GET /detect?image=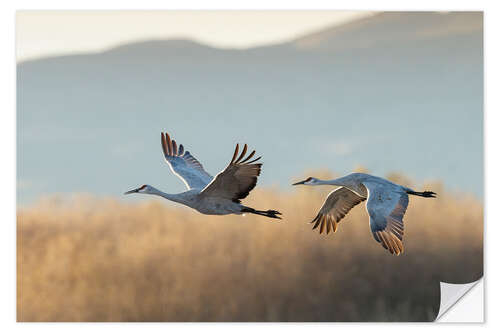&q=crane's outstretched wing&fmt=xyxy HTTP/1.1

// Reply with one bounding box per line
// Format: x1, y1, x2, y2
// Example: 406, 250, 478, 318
364, 182, 408, 256
199, 143, 262, 203
311, 187, 366, 234
161, 132, 213, 190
